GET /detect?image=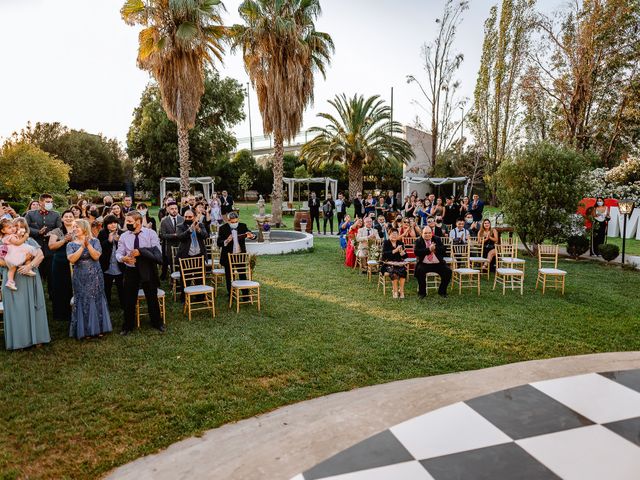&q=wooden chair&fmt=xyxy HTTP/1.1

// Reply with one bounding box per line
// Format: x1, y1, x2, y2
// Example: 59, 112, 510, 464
440, 236, 454, 266
136, 289, 167, 327
377, 270, 390, 295
500, 237, 526, 273
170, 245, 181, 301
179, 256, 216, 320
426, 272, 441, 295
469, 236, 490, 279
536, 244, 567, 295
451, 243, 481, 295
493, 244, 525, 295
0, 271, 3, 334
208, 249, 226, 294
228, 253, 261, 313
366, 239, 384, 282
